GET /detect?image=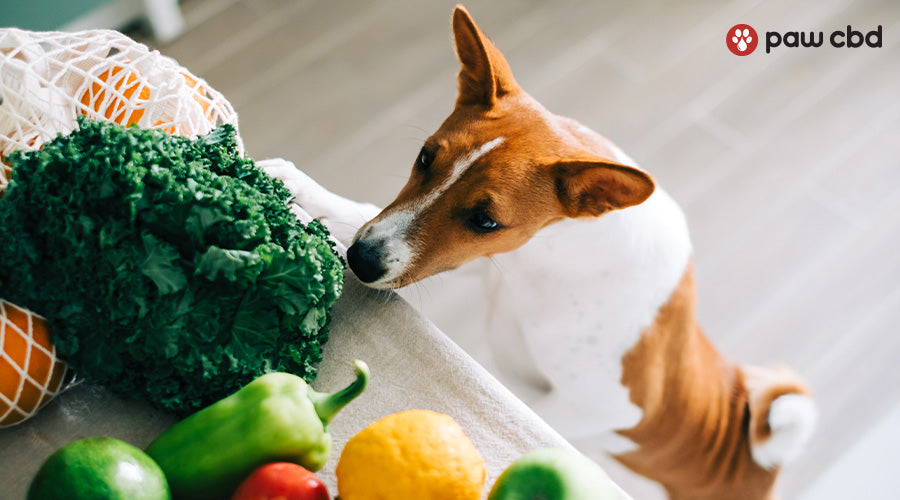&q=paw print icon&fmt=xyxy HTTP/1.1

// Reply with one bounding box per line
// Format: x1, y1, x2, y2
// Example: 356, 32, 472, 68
727, 24, 759, 55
